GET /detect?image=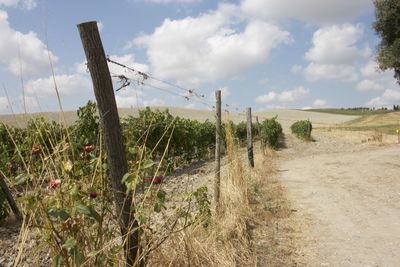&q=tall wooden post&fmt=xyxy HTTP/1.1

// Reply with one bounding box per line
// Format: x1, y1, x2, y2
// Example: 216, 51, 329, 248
0, 174, 22, 220
246, 108, 254, 168
214, 90, 221, 212
77, 21, 141, 267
